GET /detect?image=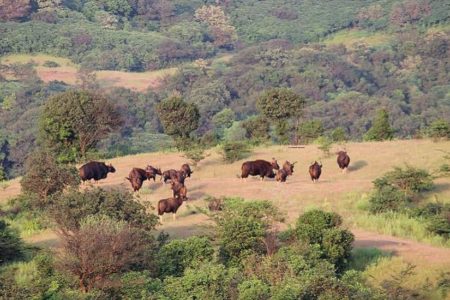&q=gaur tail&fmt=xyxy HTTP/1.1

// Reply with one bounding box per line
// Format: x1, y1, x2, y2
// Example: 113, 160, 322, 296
125, 177, 131, 182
